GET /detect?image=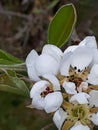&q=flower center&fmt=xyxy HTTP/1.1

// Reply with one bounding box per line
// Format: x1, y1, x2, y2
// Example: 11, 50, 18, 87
40, 86, 53, 97
69, 76, 83, 87
67, 104, 90, 124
